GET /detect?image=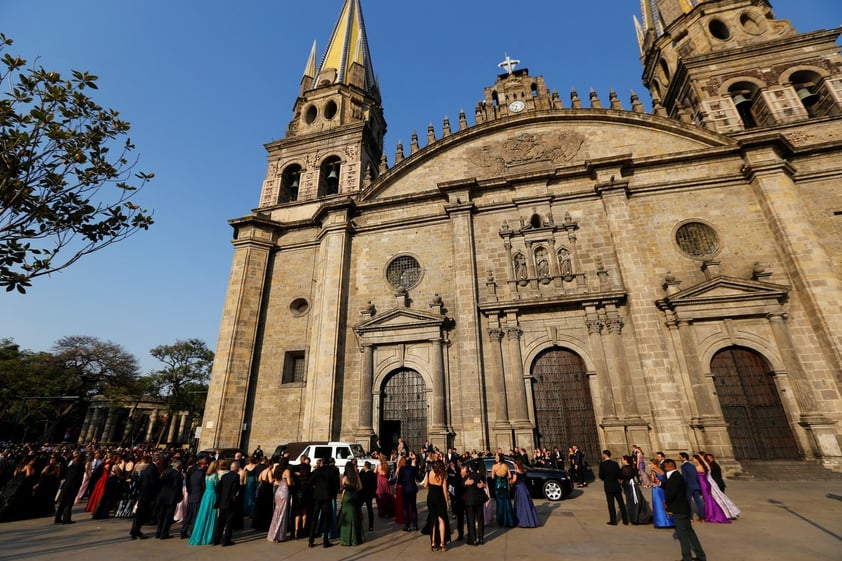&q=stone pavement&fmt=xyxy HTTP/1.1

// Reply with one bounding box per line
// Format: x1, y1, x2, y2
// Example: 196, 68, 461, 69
1, 478, 840, 561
